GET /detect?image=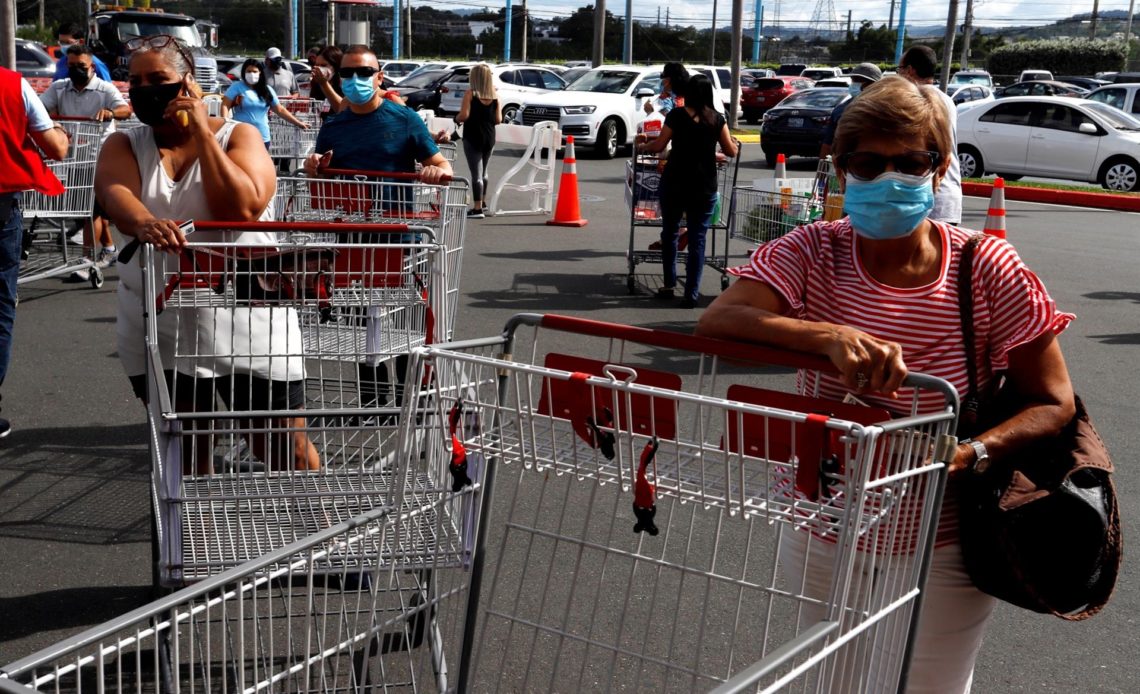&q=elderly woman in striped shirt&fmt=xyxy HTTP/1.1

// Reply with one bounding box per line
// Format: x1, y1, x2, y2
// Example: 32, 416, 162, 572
697, 76, 1075, 692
